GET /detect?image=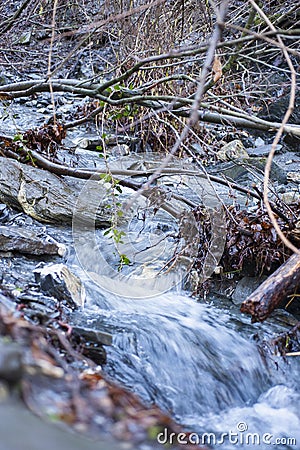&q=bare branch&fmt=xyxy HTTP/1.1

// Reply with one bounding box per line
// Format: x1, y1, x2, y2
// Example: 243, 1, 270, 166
1, 78, 300, 137
248, 0, 300, 255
